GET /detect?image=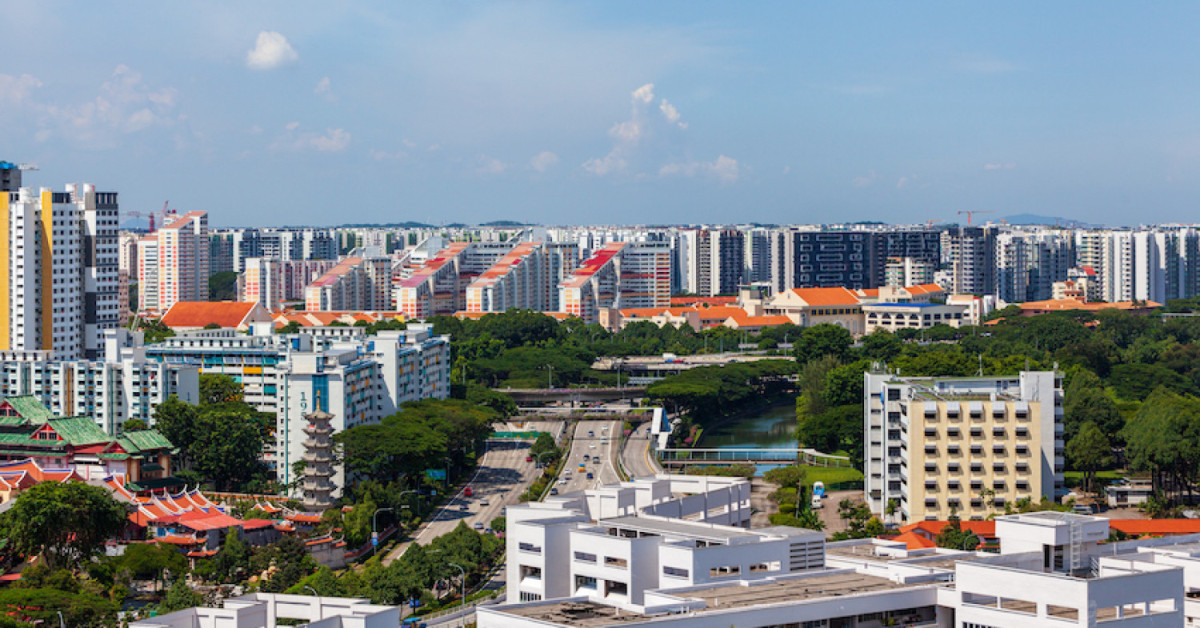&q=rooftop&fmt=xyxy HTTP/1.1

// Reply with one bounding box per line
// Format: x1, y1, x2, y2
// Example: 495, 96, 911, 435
596, 515, 760, 543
